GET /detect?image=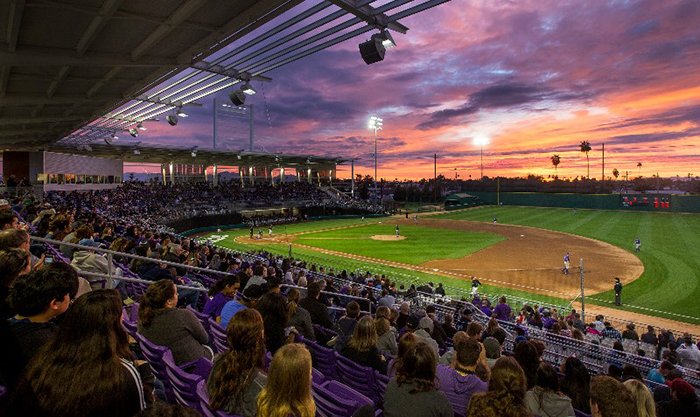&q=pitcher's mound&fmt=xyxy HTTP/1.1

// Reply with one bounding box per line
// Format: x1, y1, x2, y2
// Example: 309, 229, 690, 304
371, 235, 406, 241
